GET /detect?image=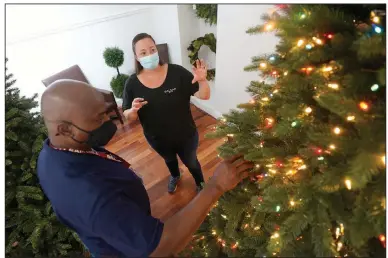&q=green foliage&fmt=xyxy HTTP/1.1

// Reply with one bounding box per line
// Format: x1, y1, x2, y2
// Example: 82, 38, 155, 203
194, 4, 218, 25
103, 46, 128, 95
184, 4, 386, 258
187, 33, 217, 81
5, 58, 84, 257
110, 73, 129, 98
103, 46, 124, 70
